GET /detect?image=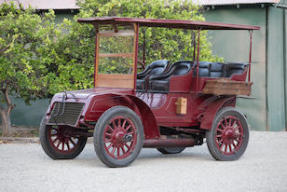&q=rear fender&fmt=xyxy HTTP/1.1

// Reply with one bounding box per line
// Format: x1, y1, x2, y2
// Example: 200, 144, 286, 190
200, 96, 236, 130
